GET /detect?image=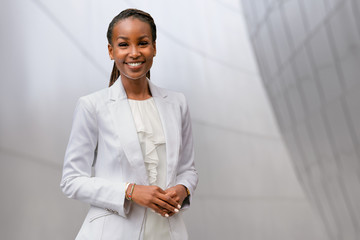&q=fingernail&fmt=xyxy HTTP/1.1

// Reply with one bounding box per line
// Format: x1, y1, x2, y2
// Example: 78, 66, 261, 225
157, 213, 162, 216
177, 204, 181, 209
174, 208, 179, 213
151, 209, 155, 213
165, 213, 169, 217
